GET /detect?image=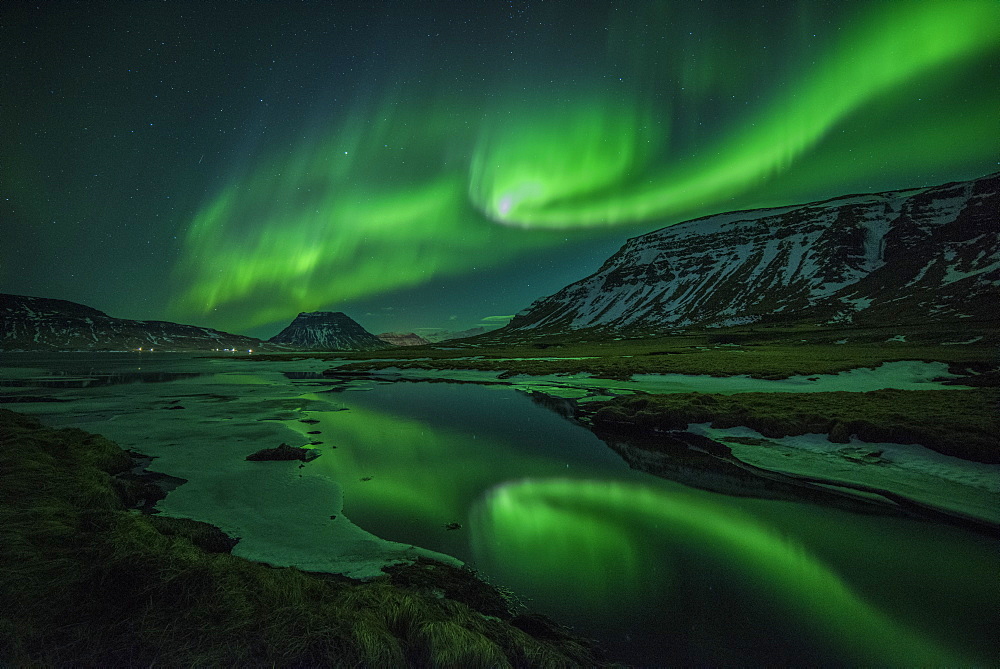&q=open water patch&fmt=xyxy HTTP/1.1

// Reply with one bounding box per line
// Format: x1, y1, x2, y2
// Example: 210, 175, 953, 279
2, 354, 997, 665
